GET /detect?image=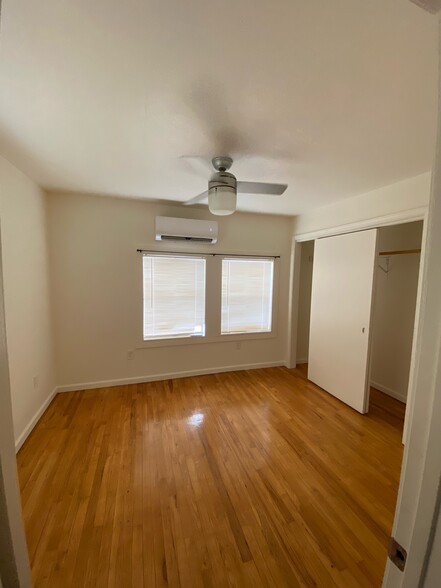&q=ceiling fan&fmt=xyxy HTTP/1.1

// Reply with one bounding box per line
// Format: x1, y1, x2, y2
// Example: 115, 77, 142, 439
184, 156, 288, 216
